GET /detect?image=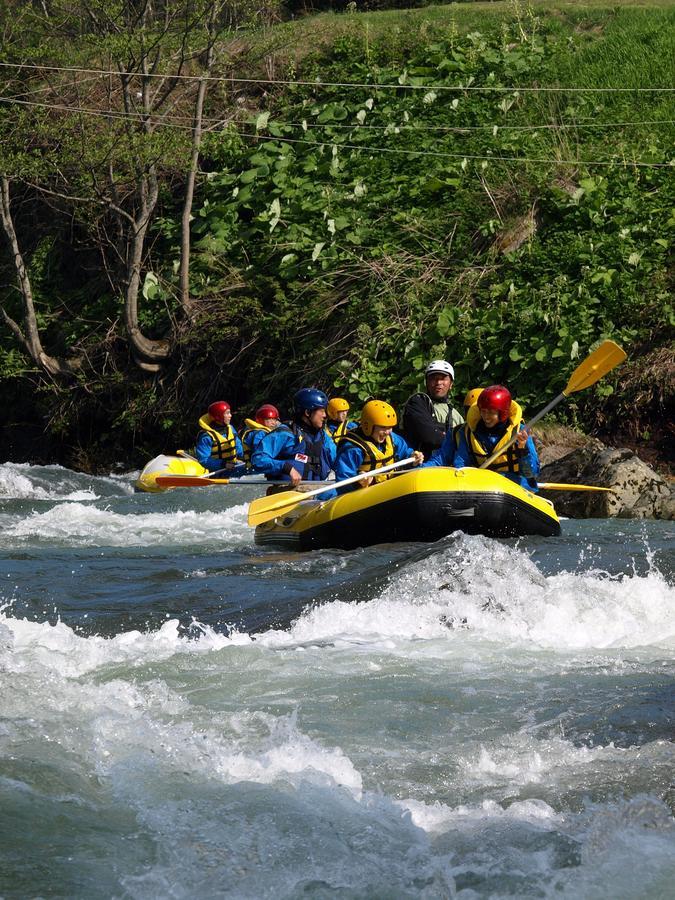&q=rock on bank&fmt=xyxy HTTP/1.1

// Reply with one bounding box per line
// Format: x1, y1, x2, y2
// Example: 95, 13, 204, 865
539, 438, 675, 520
